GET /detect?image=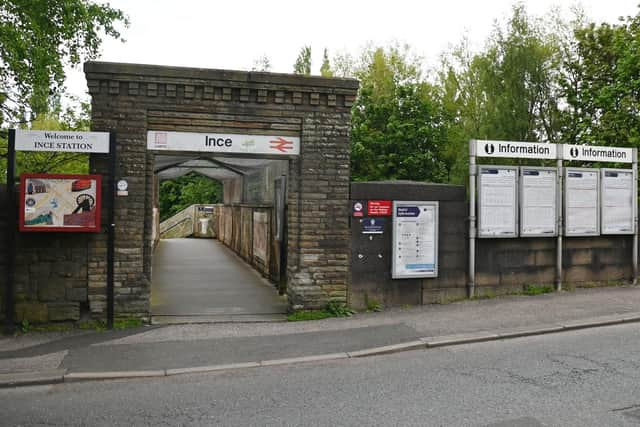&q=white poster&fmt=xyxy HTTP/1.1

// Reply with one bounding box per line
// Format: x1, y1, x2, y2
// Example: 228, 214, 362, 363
147, 130, 300, 155
478, 166, 518, 238
601, 169, 634, 234
565, 168, 599, 236
520, 168, 557, 237
392, 202, 438, 279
